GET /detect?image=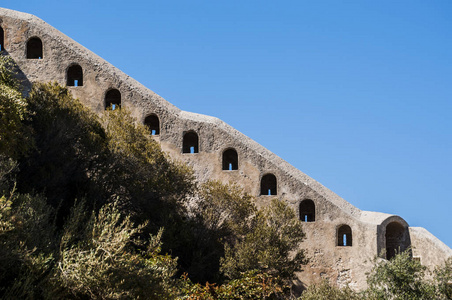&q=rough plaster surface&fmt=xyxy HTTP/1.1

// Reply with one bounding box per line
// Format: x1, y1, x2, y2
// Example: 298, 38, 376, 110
0, 7, 450, 290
